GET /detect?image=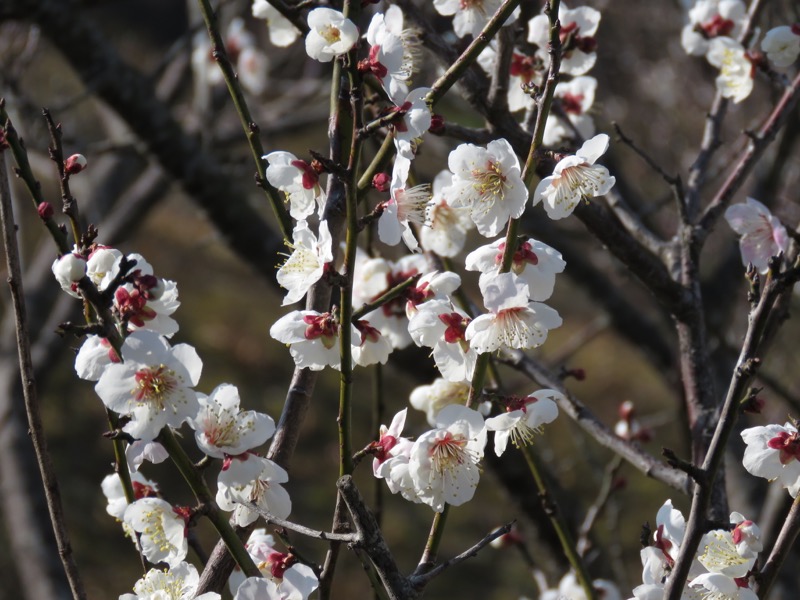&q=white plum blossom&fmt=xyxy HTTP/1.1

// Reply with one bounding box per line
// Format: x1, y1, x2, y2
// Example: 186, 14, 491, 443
252, 0, 301, 47
730, 513, 763, 558
52, 249, 86, 298
123, 497, 188, 568
277, 220, 333, 305
102, 471, 159, 521
465, 272, 562, 353
485, 389, 561, 456
528, 5, 600, 76
681, 0, 747, 57
378, 155, 431, 251
114, 254, 180, 337
724, 198, 789, 273
95, 331, 202, 442
706, 37, 754, 103
371, 408, 408, 476
420, 170, 475, 257
533, 133, 616, 220
407, 299, 477, 382
75, 335, 119, 381
237, 46, 269, 96
188, 384, 275, 458
761, 25, 800, 68
86, 245, 122, 290
654, 499, 686, 565
404, 270, 462, 318
391, 87, 432, 159
477, 44, 543, 113
409, 404, 487, 512
542, 76, 597, 147
305, 8, 358, 62
434, 0, 519, 39
352, 319, 393, 367
697, 528, 756, 577
352, 253, 429, 350
270, 310, 357, 371
264, 151, 325, 220
228, 529, 319, 599
544, 572, 622, 600
689, 573, 758, 600
444, 138, 527, 237
126, 440, 169, 472
409, 378, 471, 426
364, 7, 419, 102
120, 561, 220, 600
217, 453, 292, 526
741, 422, 800, 497
465, 237, 566, 302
